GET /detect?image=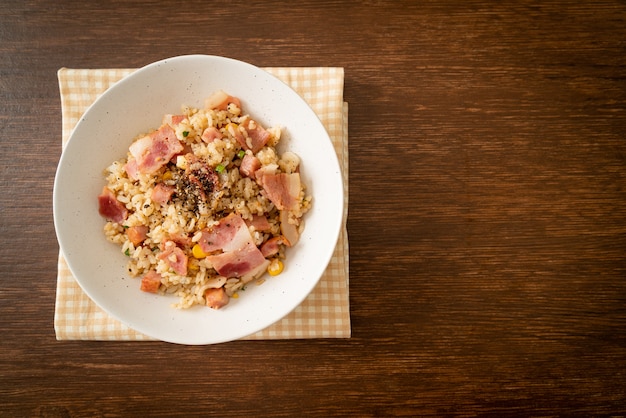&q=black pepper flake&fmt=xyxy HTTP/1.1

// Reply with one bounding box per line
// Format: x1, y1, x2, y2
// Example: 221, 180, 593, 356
173, 159, 219, 214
